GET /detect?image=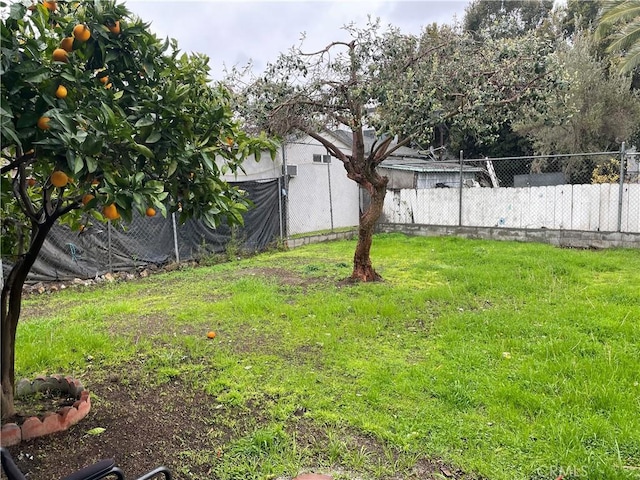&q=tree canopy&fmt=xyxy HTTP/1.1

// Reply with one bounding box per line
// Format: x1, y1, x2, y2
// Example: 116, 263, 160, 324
1, 0, 275, 420
596, 0, 640, 73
